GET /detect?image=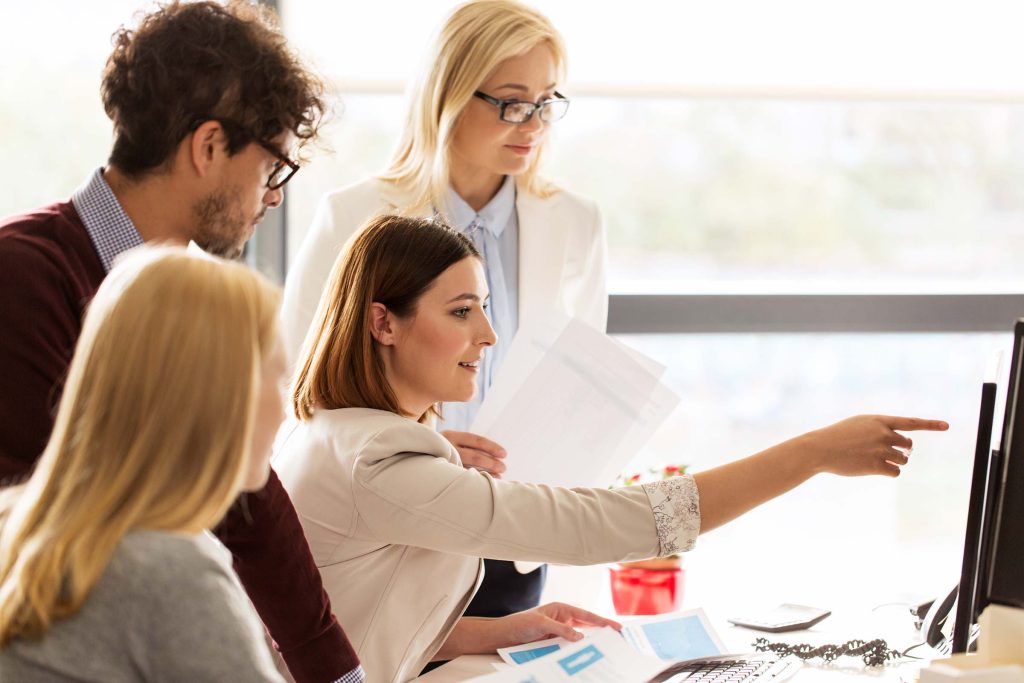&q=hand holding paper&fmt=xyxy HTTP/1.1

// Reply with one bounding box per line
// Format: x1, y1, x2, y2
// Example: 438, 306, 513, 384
442, 429, 508, 478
